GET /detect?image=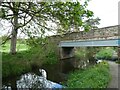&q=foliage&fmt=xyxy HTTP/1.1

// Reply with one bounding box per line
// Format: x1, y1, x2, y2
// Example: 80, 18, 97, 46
116, 60, 120, 64
0, 1, 100, 53
26, 37, 59, 65
66, 61, 111, 88
84, 17, 100, 29
1, 1, 99, 33
2, 51, 32, 78
2, 41, 58, 78
26, 37, 46, 47
75, 48, 87, 59
96, 47, 115, 60
75, 47, 98, 65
